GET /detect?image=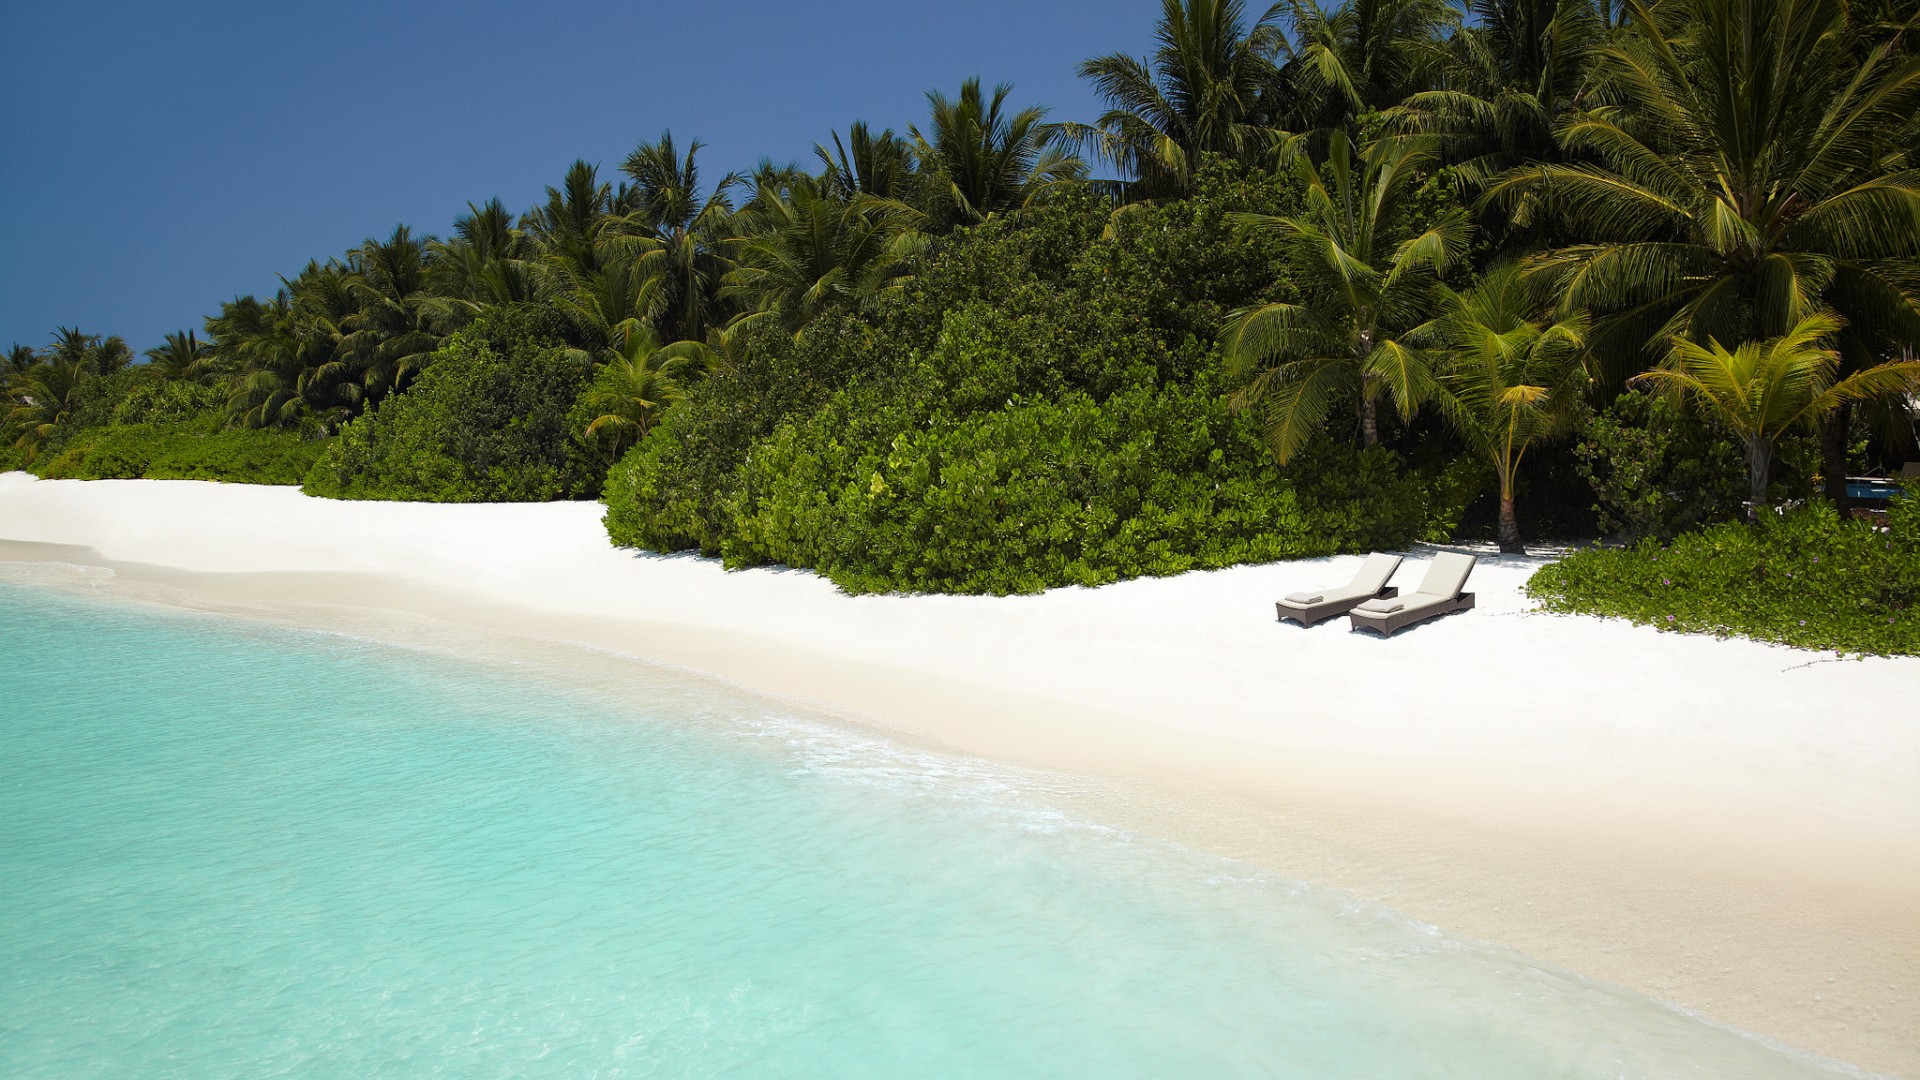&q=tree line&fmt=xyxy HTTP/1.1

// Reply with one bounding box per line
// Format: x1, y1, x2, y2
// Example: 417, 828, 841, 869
7, 0, 1920, 555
